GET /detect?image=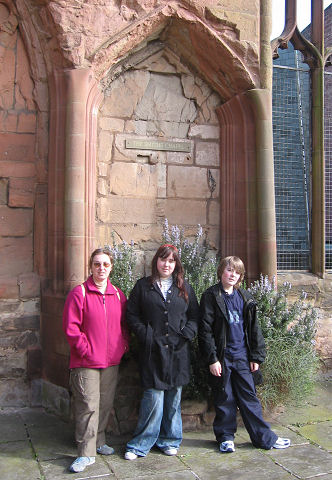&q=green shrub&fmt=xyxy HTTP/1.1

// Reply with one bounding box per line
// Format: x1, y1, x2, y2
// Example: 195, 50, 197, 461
248, 275, 318, 408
